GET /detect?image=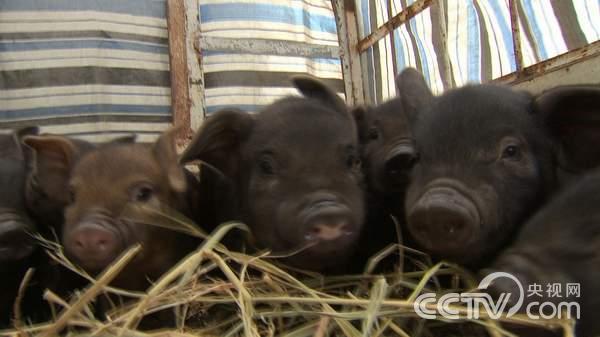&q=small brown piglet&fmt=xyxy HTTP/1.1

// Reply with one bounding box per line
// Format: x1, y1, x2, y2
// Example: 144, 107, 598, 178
23, 129, 200, 291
